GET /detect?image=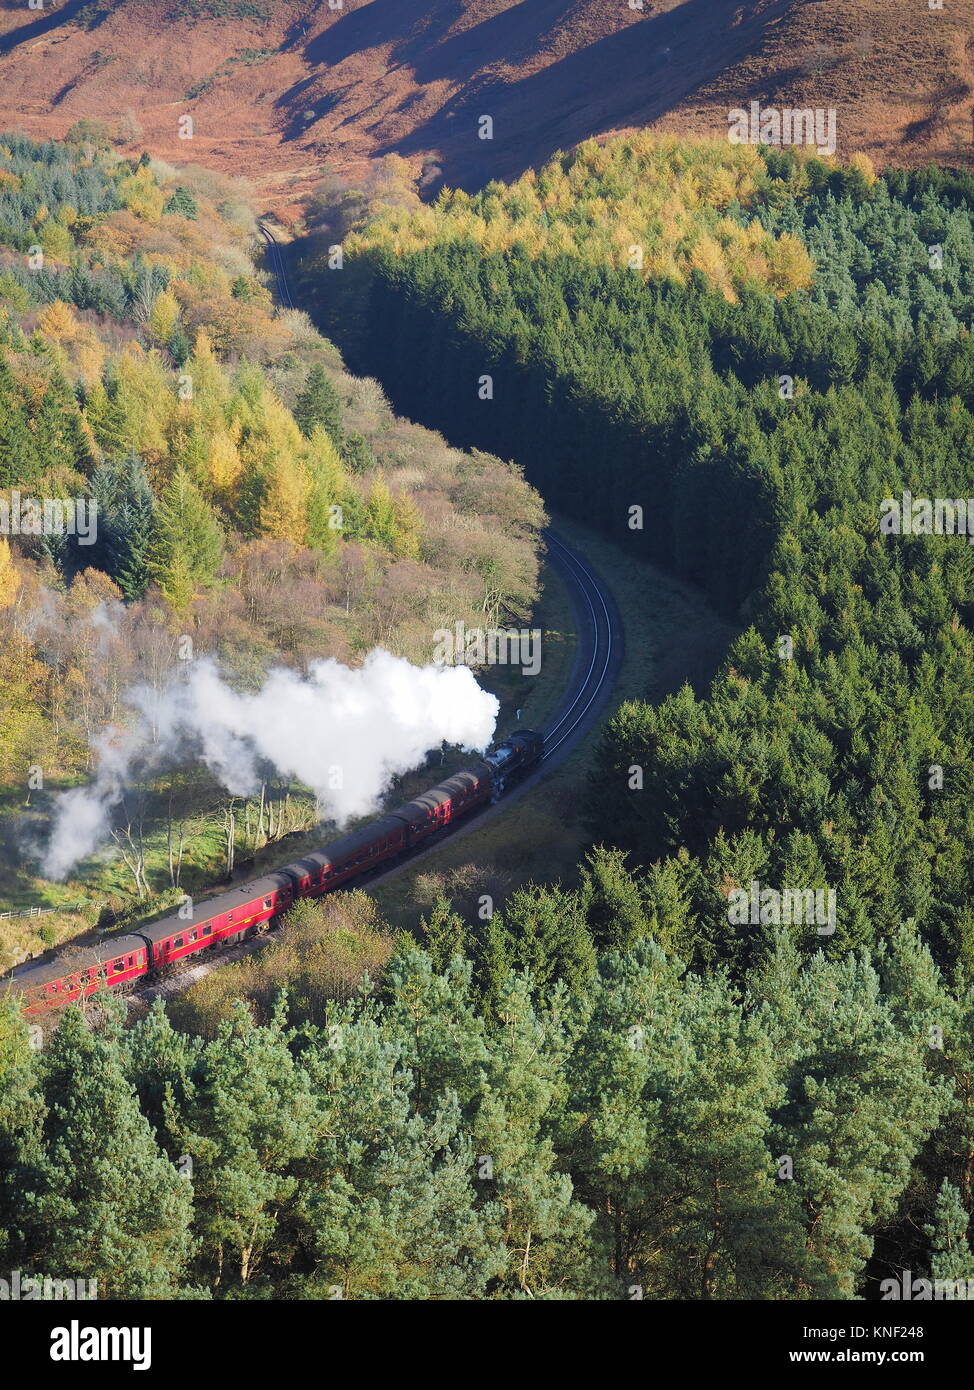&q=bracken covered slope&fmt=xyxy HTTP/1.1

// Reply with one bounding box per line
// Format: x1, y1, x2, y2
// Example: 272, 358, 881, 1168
0, 0, 971, 209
